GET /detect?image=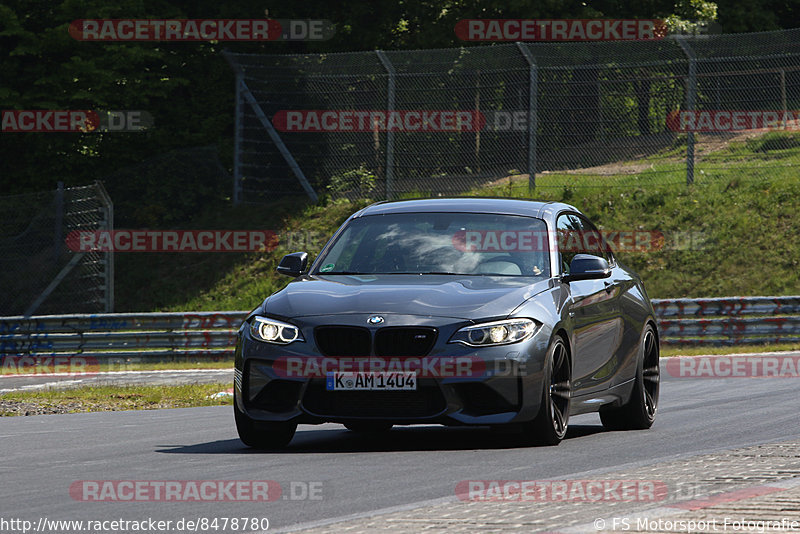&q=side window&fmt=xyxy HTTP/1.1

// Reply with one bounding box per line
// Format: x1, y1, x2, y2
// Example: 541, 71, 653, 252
575, 215, 614, 265
556, 214, 581, 274
556, 213, 614, 275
